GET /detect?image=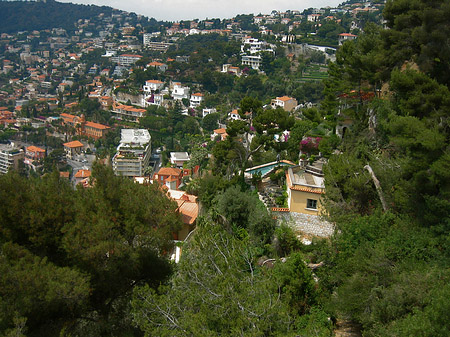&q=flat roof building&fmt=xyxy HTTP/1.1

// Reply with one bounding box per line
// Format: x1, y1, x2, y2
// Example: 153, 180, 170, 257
0, 144, 24, 175
112, 129, 152, 177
